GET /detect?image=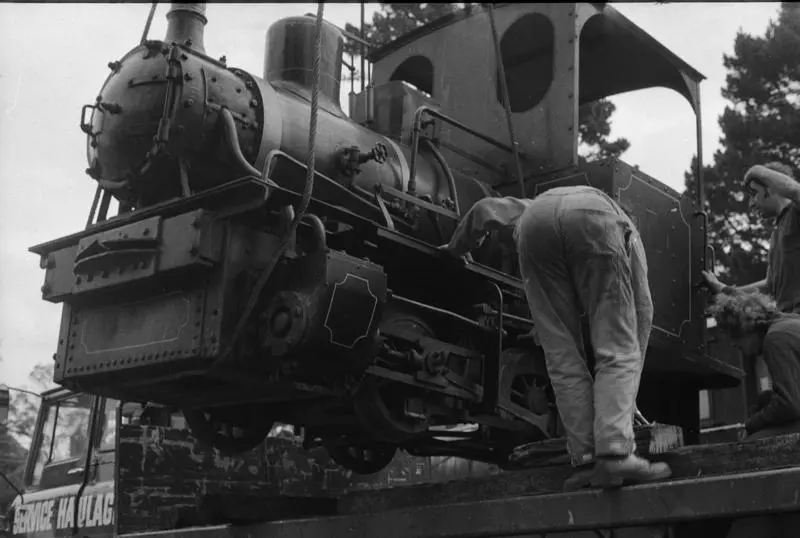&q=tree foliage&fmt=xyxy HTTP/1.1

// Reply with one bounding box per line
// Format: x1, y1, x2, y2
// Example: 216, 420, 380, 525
0, 358, 48, 512
343, 3, 629, 162
684, 3, 799, 284
5, 362, 55, 442
577, 100, 631, 162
